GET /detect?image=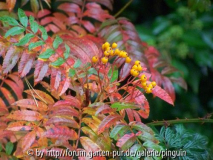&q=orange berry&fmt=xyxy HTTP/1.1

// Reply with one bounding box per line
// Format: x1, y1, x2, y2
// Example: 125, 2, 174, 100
145, 87, 152, 94
112, 42, 117, 49
104, 42, 110, 48
148, 83, 153, 89
119, 51, 124, 57
132, 70, 139, 77
104, 51, 110, 56
114, 49, 120, 55
151, 81, 157, 87
135, 60, 141, 65
130, 69, 135, 75
92, 56, 98, 63
110, 50, 115, 56
101, 57, 108, 64
122, 51, 128, 58
137, 65, 143, 71
125, 57, 131, 63
140, 74, 147, 82
132, 65, 138, 70
141, 81, 147, 87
